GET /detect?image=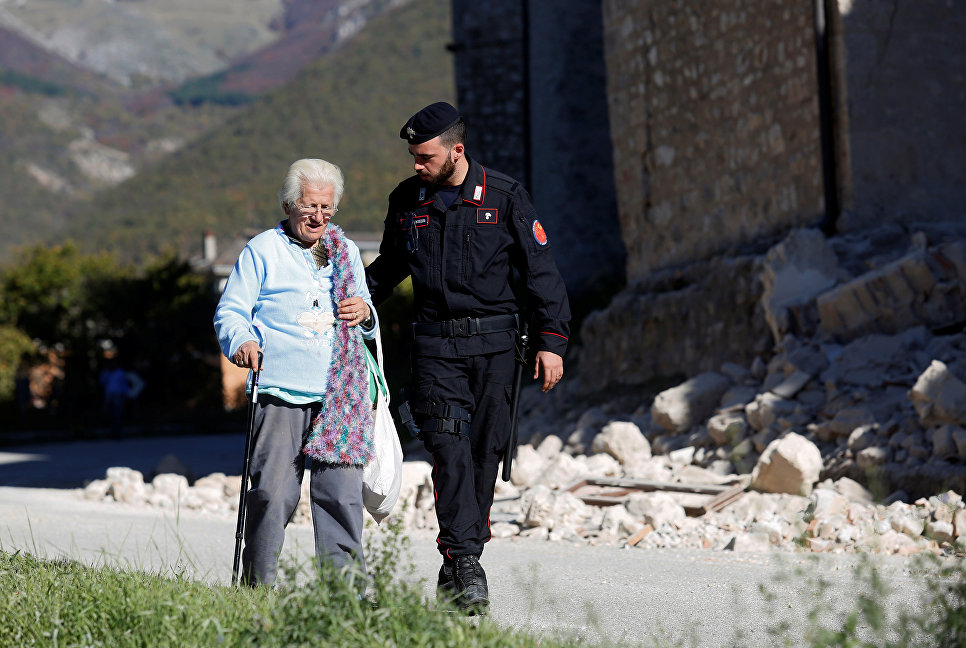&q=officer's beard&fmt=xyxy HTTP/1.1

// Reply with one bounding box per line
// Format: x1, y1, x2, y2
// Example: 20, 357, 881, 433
428, 155, 457, 186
